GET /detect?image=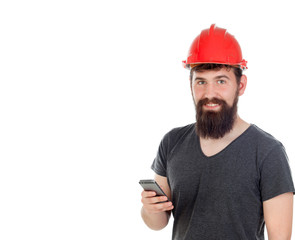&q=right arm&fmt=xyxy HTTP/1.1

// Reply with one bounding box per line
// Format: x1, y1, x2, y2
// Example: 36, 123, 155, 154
141, 174, 174, 230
